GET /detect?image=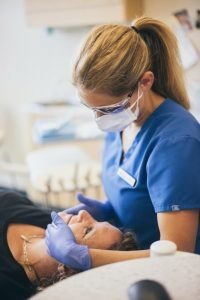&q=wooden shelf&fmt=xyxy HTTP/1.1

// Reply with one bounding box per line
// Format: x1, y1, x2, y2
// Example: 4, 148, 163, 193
24, 0, 143, 27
